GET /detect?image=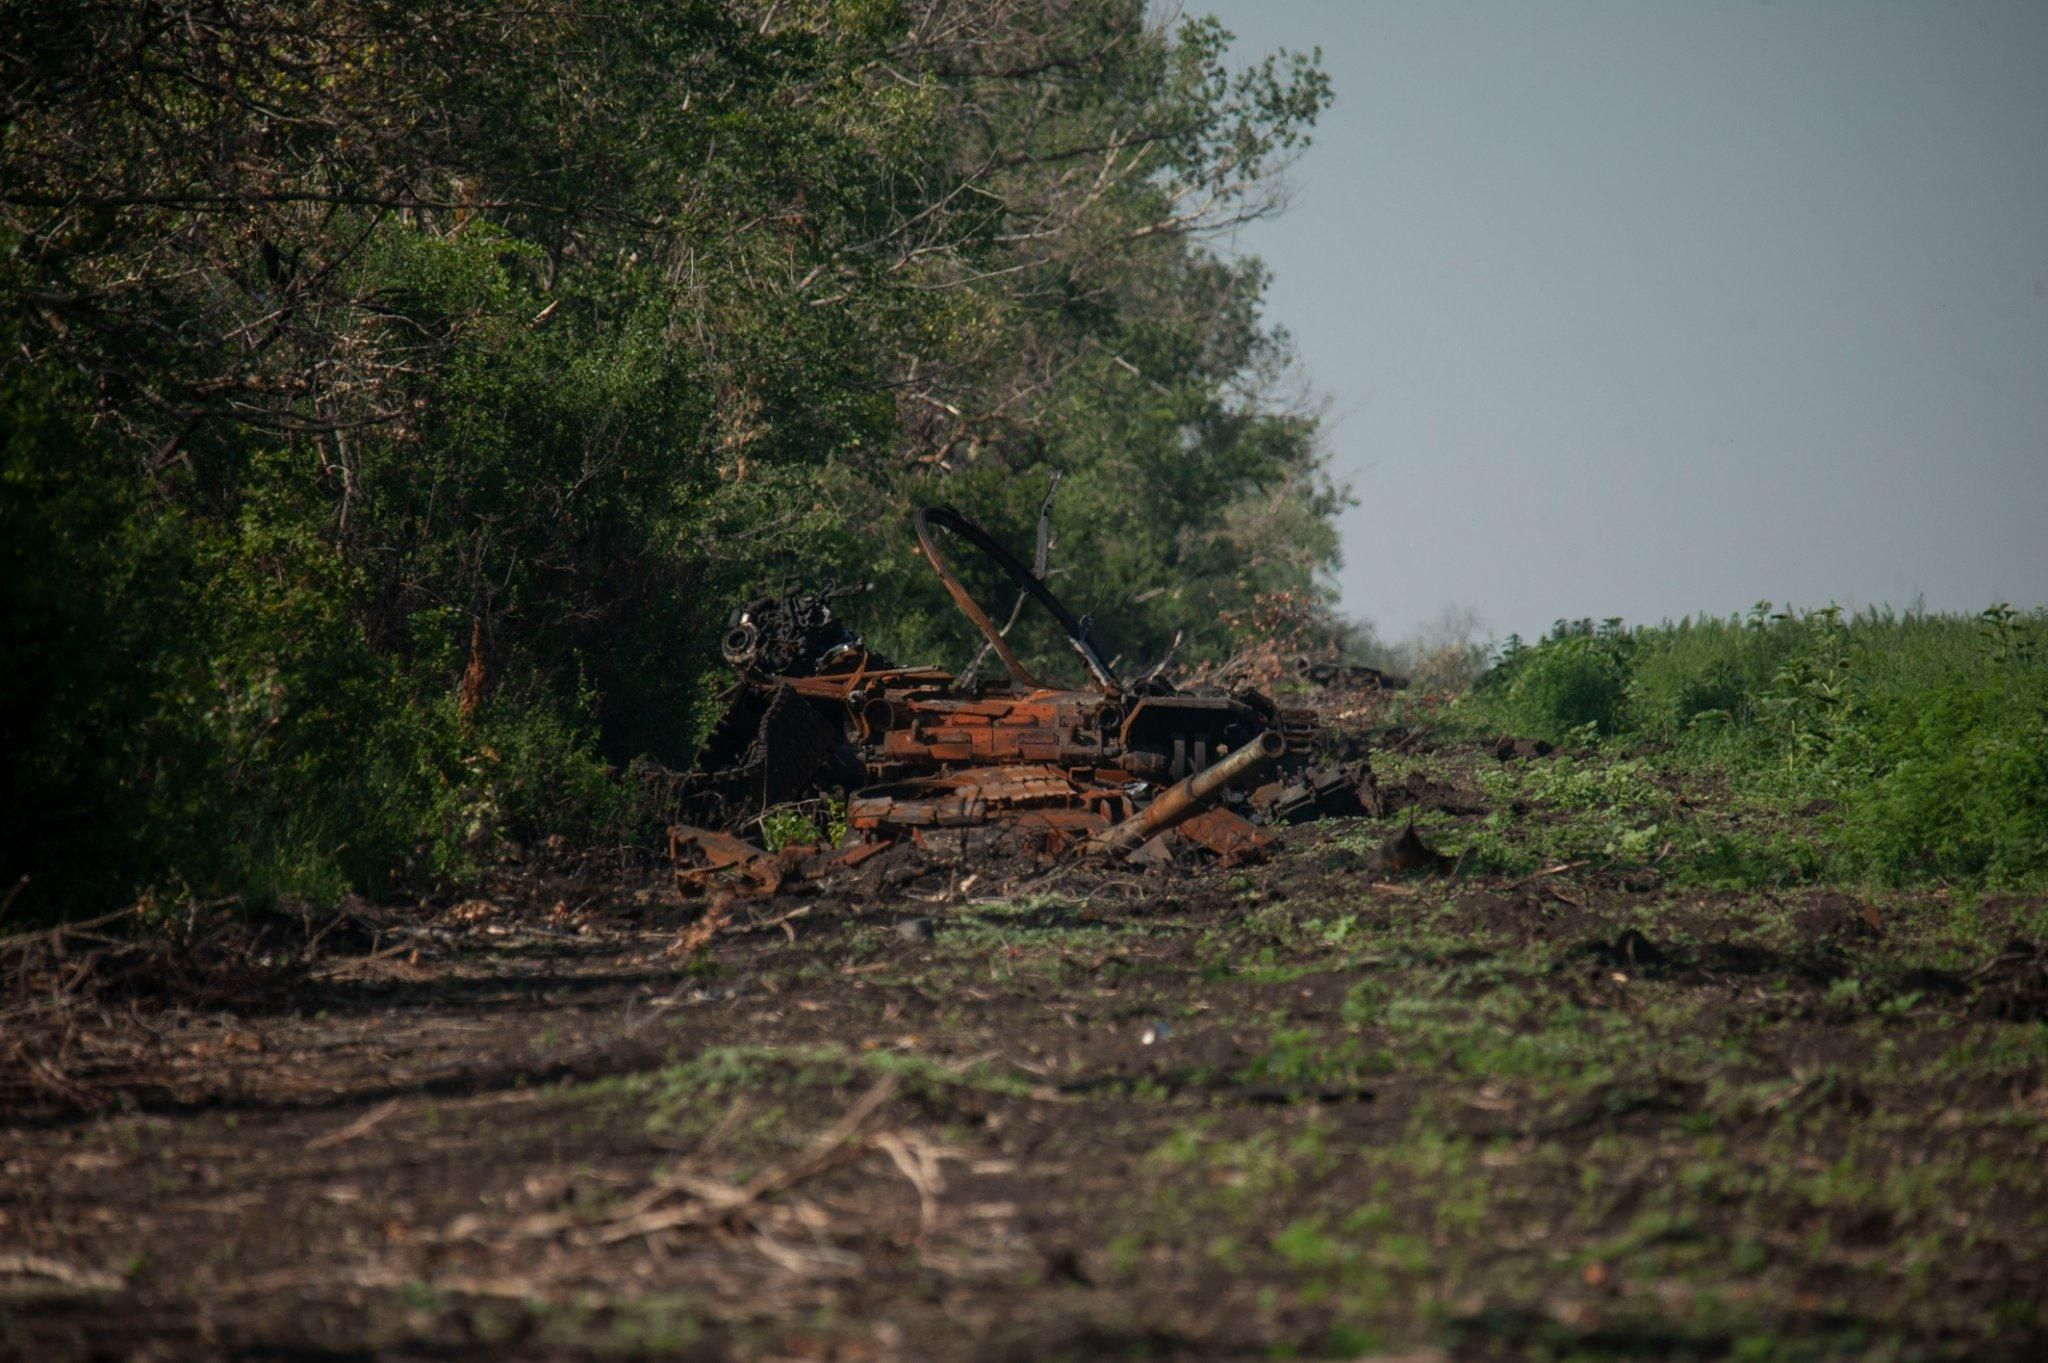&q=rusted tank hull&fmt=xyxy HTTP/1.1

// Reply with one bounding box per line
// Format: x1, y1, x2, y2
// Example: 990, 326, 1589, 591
667, 504, 1379, 888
